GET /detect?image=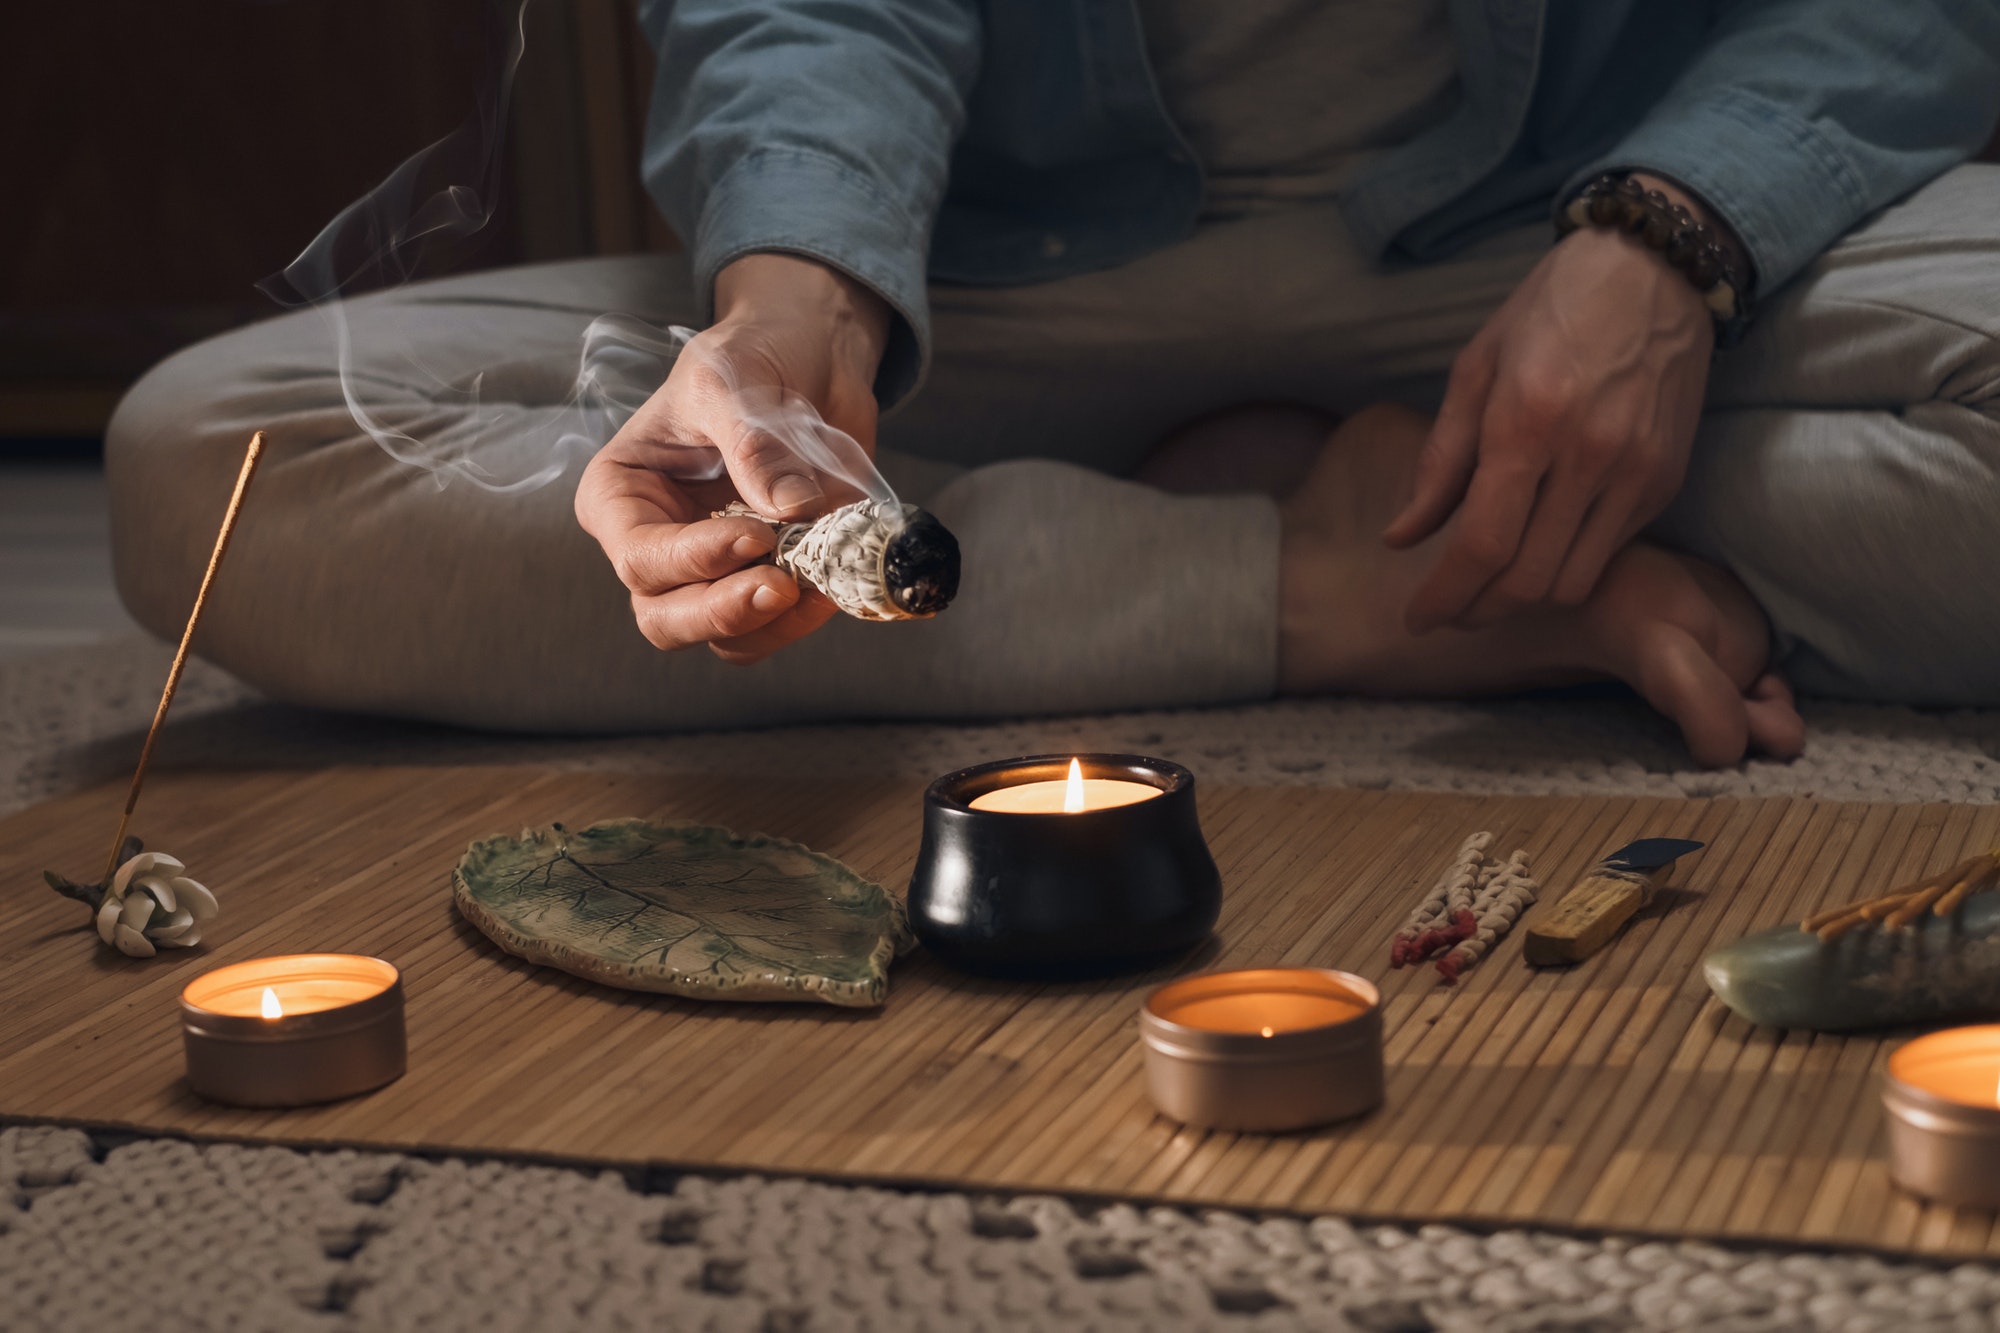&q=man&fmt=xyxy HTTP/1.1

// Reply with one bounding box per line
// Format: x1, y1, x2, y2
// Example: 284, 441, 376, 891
110, 2, 2000, 765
